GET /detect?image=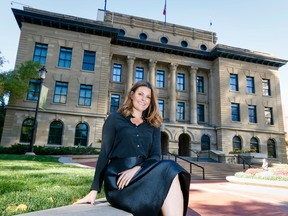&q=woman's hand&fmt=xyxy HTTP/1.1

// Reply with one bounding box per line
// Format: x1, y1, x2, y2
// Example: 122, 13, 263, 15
73, 190, 98, 205
117, 166, 141, 190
